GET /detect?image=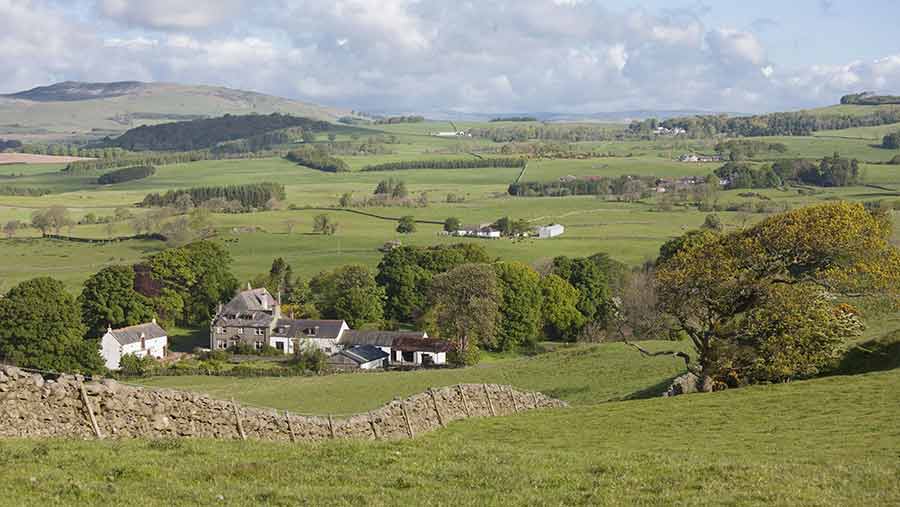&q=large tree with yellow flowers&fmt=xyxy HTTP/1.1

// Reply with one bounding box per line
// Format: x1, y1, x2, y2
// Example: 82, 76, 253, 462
656, 202, 900, 389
